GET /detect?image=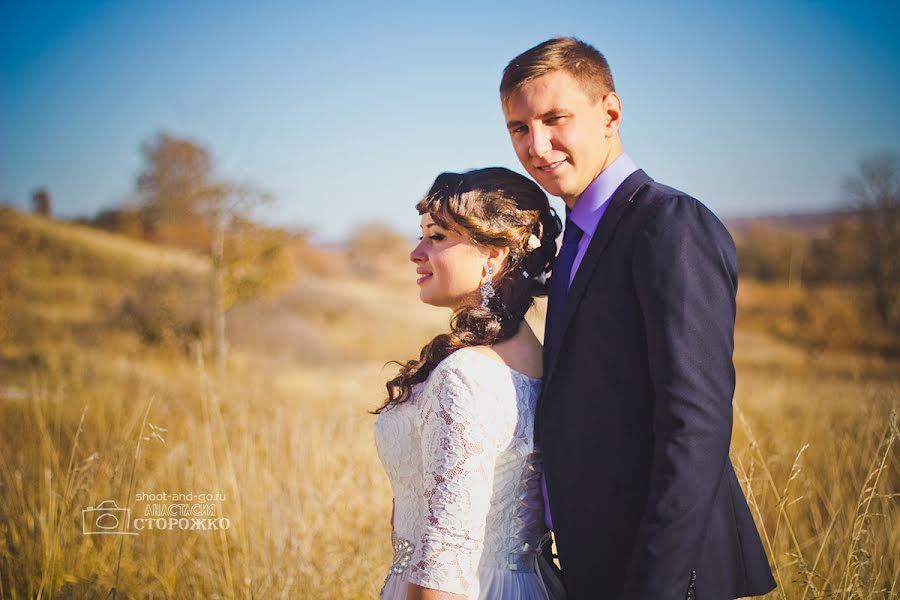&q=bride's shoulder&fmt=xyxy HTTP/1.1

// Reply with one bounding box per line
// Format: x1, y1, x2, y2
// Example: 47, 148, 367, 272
432, 346, 502, 377
414, 351, 486, 415
462, 345, 501, 362
427, 347, 484, 381
429, 346, 541, 390
421, 348, 504, 397
465, 341, 543, 382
